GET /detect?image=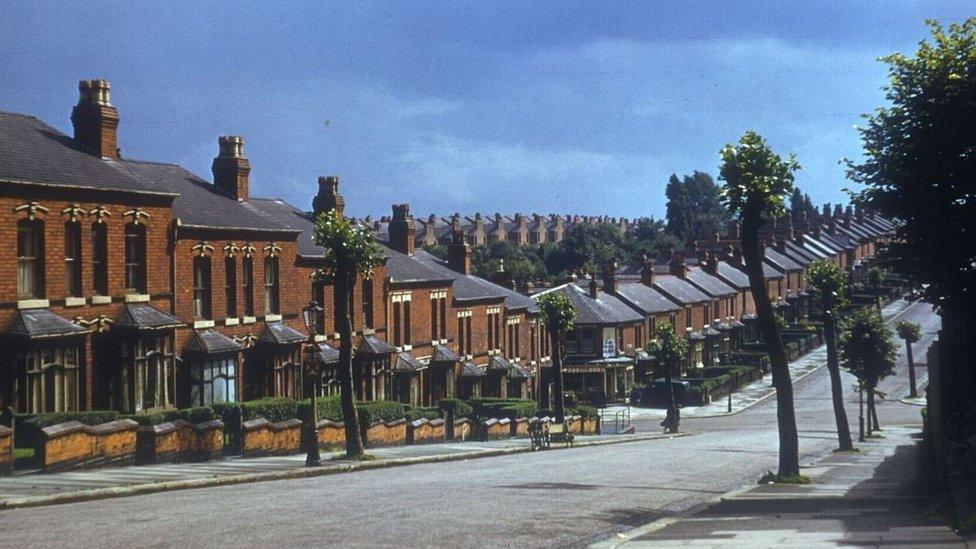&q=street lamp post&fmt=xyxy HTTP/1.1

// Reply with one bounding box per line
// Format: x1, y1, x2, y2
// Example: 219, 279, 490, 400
302, 300, 324, 467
